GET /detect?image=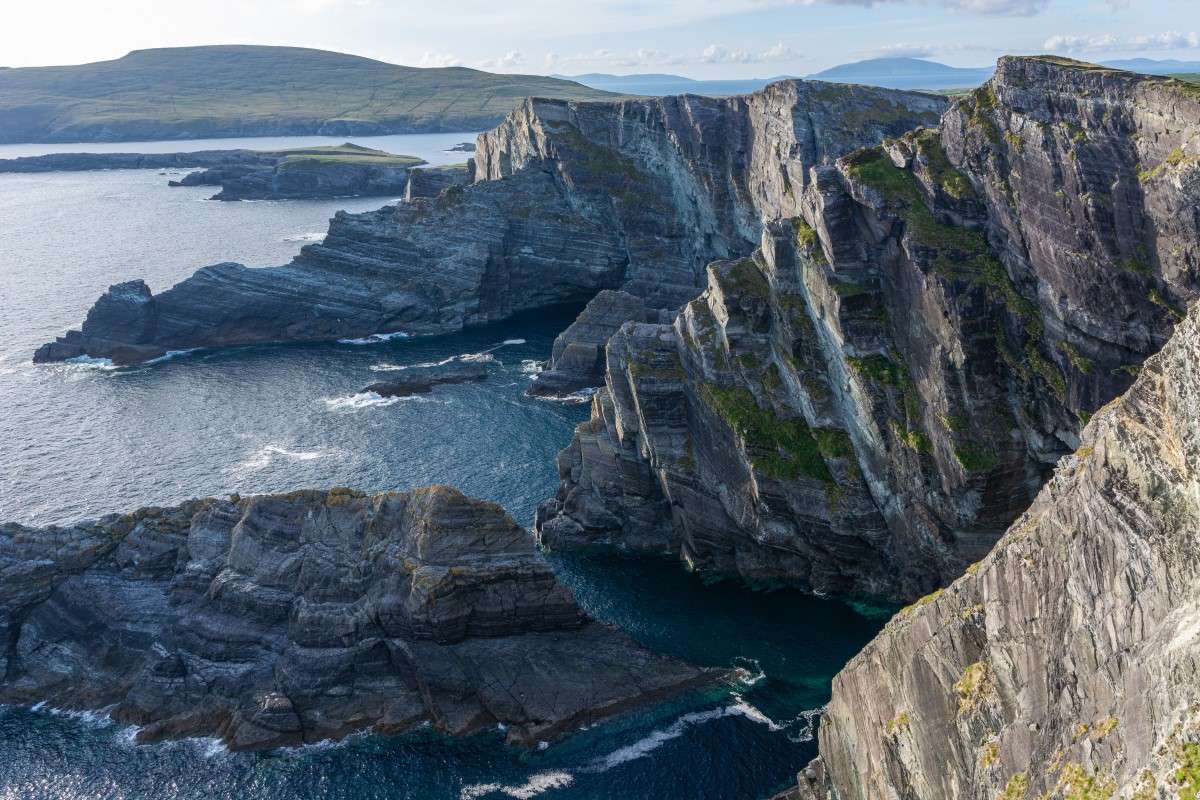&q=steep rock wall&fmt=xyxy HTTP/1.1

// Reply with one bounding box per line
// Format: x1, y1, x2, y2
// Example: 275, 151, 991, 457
33, 82, 943, 366
785, 298, 1200, 800
537, 58, 1200, 602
